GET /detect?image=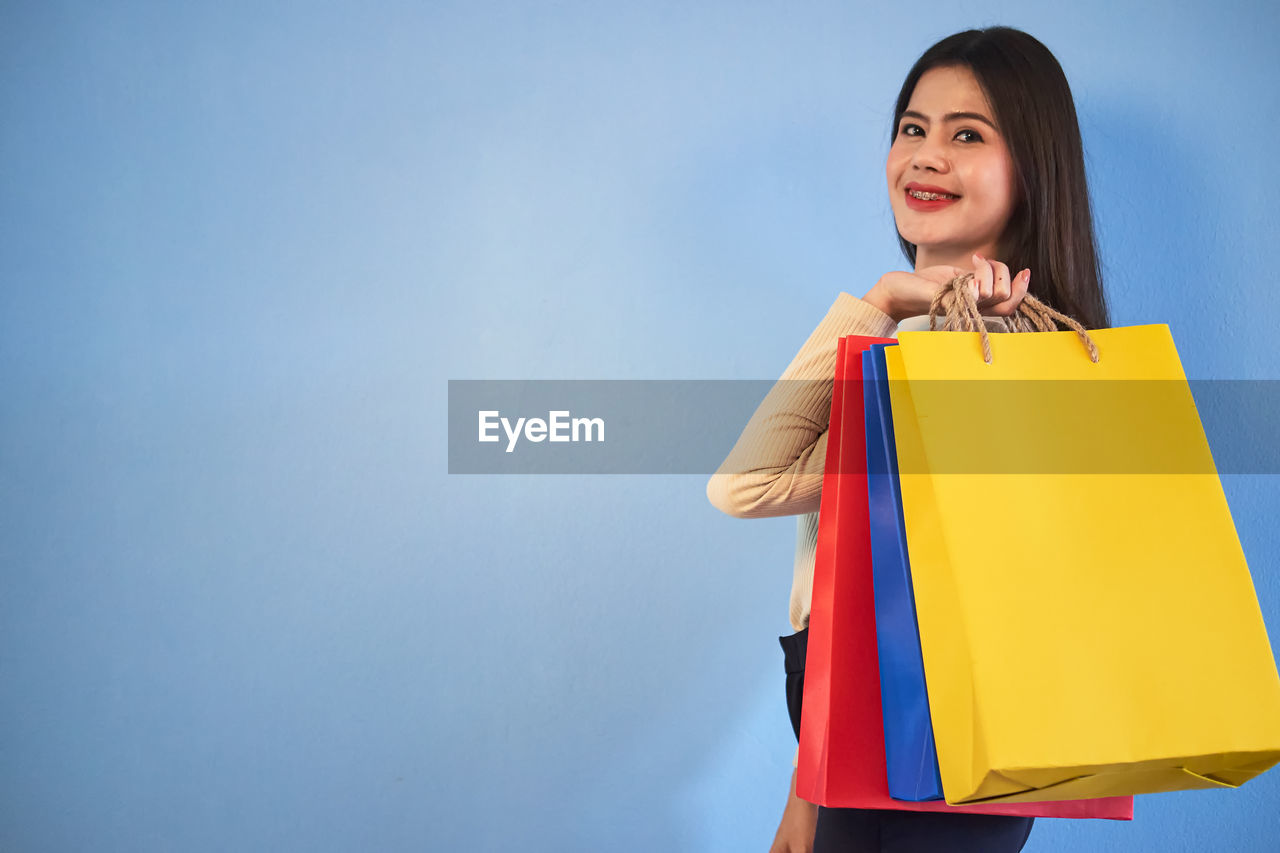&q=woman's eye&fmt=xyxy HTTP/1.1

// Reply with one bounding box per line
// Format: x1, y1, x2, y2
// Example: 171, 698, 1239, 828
899, 123, 924, 137
955, 129, 984, 143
